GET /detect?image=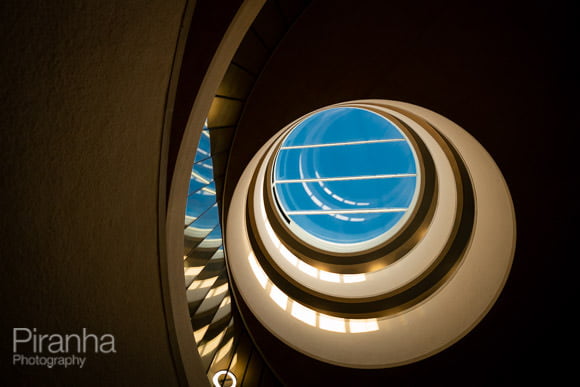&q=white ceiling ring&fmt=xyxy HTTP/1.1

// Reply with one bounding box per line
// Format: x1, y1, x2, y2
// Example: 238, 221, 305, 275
250, 105, 459, 300
226, 100, 516, 368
